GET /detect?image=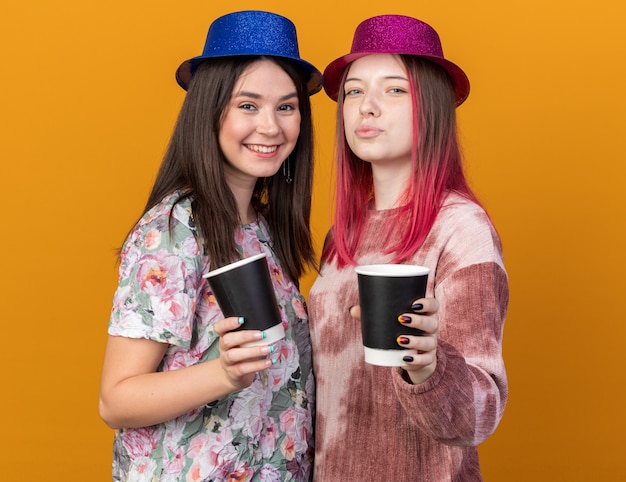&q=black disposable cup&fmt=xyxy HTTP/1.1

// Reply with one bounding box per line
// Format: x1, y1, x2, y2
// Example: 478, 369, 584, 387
355, 264, 430, 366
203, 253, 284, 346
